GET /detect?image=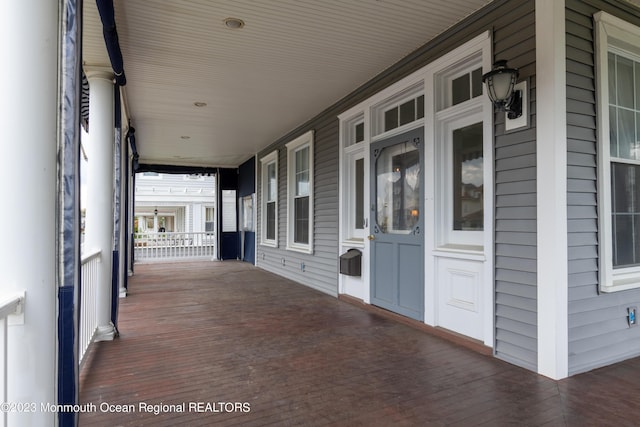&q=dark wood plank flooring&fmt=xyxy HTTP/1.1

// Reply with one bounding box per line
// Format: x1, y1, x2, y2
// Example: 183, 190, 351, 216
79, 261, 640, 426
